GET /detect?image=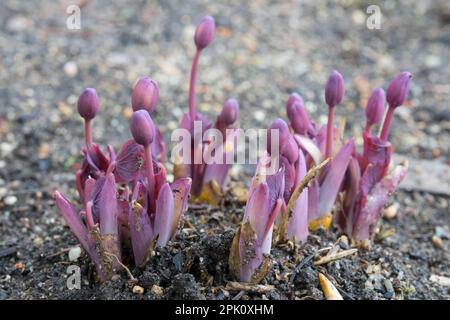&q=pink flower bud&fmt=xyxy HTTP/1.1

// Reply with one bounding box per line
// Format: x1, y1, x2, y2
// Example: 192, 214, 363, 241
325, 70, 345, 108
267, 118, 289, 155
194, 16, 215, 50
365, 88, 386, 126
131, 77, 159, 113
130, 110, 154, 146
77, 88, 99, 120
386, 72, 412, 108
286, 93, 312, 135
286, 92, 304, 111
218, 98, 239, 127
